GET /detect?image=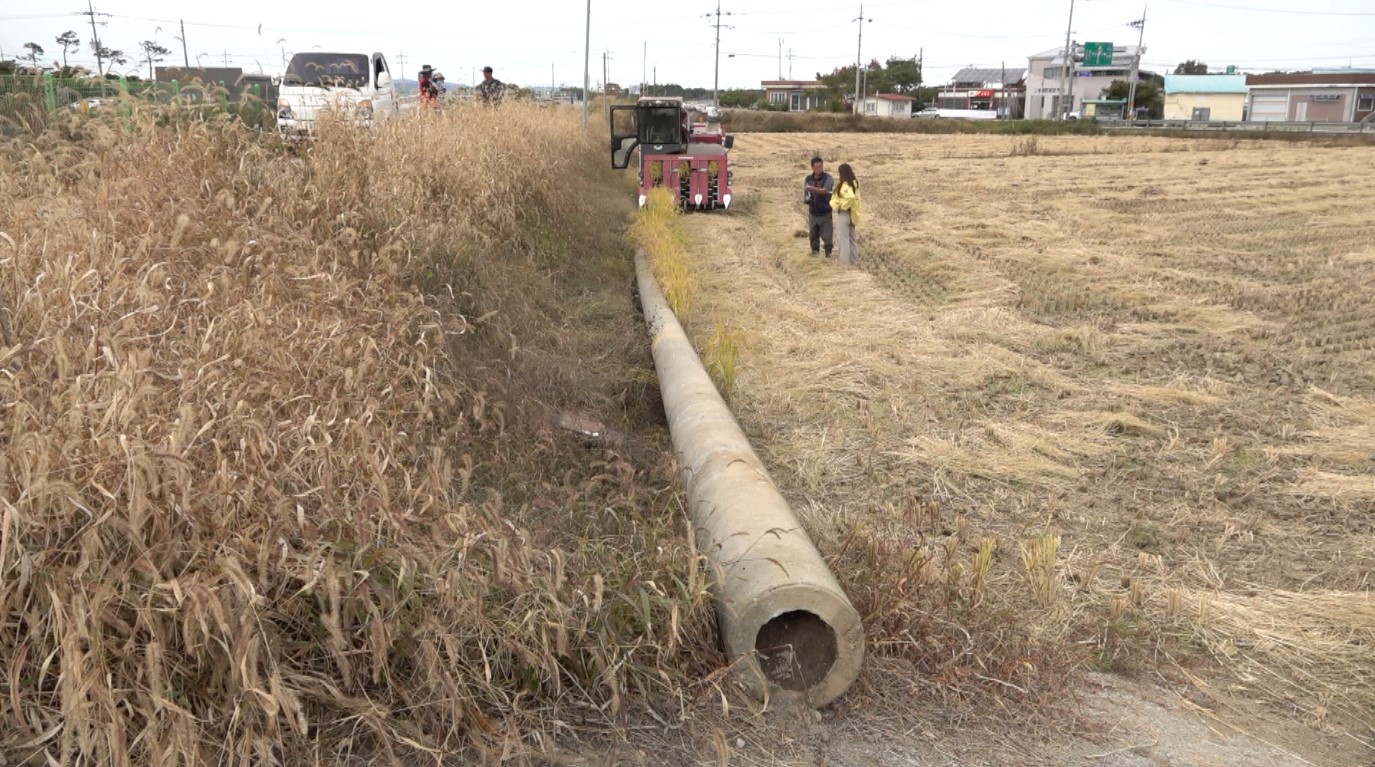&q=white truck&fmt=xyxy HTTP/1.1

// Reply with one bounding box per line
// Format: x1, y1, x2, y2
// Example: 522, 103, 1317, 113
915, 107, 999, 120
276, 52, 398, 137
